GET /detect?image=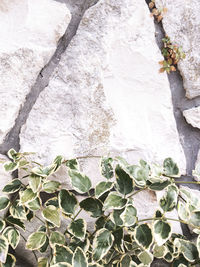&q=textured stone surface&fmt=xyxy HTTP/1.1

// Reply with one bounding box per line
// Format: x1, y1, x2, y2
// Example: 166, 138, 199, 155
183, 106, 200, 129
0, 0, 71, 143
20, 0, 186, 188
155, 0, 200, 99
